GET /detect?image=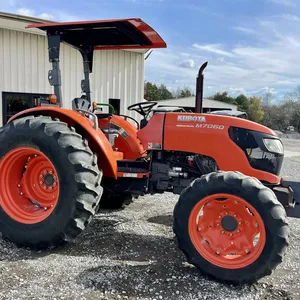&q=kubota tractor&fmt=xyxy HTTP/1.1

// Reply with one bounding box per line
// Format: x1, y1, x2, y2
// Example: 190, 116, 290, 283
0, 18, 298, 285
